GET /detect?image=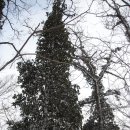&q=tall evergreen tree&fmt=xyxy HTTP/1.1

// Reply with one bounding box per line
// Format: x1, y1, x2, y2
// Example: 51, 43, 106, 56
8, 0, 82, 130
